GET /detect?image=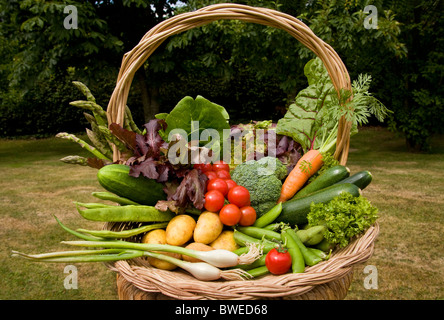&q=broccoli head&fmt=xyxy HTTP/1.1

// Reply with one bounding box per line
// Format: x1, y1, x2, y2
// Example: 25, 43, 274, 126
231, 157, 286, 217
